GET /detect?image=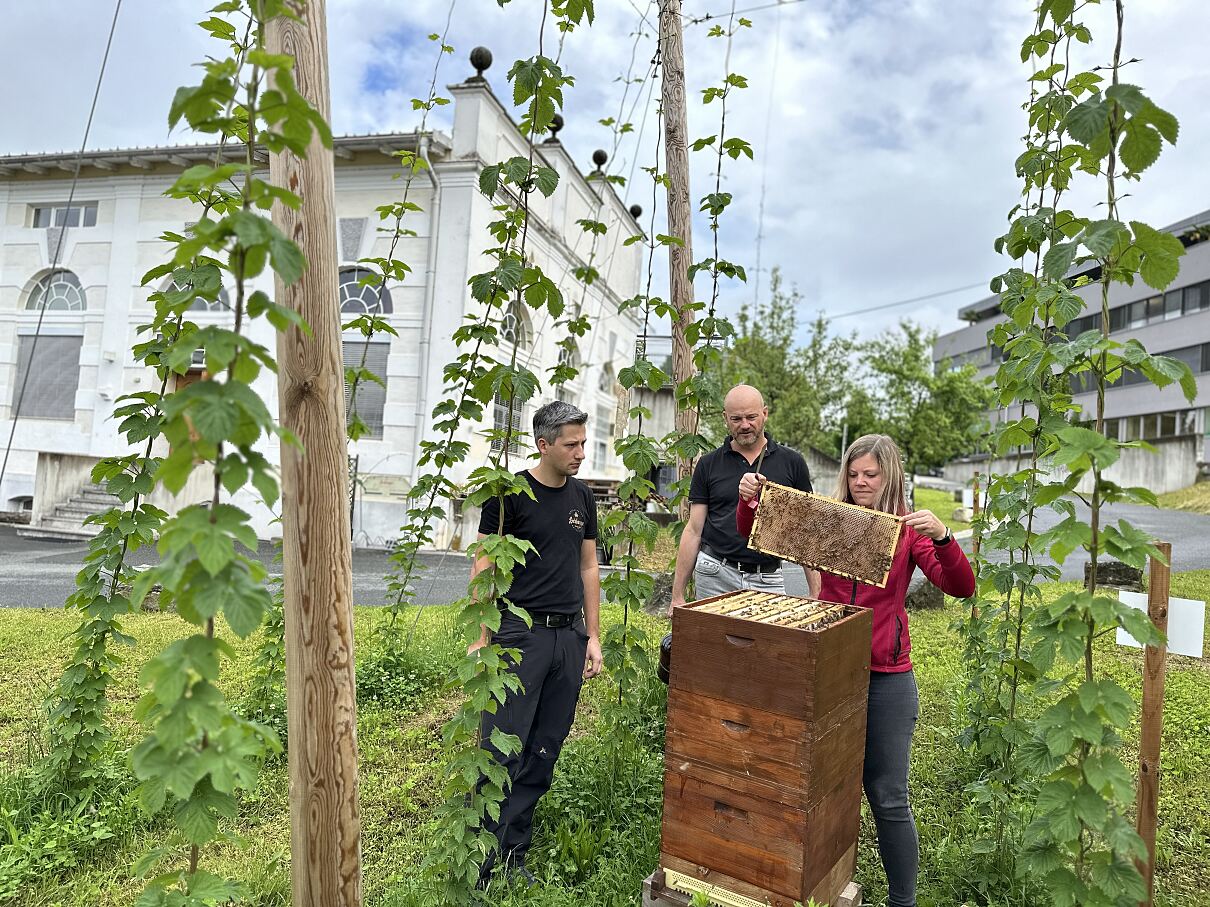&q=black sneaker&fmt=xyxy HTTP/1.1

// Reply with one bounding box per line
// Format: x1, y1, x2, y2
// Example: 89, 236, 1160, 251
506, 864, 539, 889
474, 852, 497, 890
